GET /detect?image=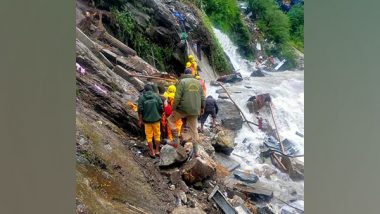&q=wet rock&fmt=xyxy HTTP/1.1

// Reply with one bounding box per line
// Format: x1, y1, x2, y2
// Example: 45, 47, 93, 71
177, 180, 190, 193
218, 93, 229, 99
216, 88, 225, 94
199, 141, 215, 157
251, 69, 265, 77
176, 145, 188, 162
159, 145, 178, 166
289, 159, 304, 181
176, 190, 187, 204
170, 169, 182, 185
182, 157, 216, 184
159, 145, 188, 167
193, 181, 203, 190
233, 171, 259, 183
229, 195, 245, 207
210, 80, 220, 86
213, 130, 235, 155
257, 206, 275, 214
216, 99, 243, 130
172, 206, 206, 214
